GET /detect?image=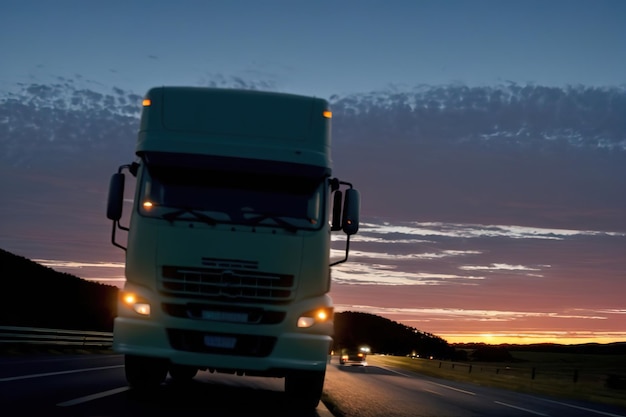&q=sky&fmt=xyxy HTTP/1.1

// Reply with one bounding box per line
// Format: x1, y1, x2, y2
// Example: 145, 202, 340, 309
1, 0, 625, 345
2, 0, 626, 99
